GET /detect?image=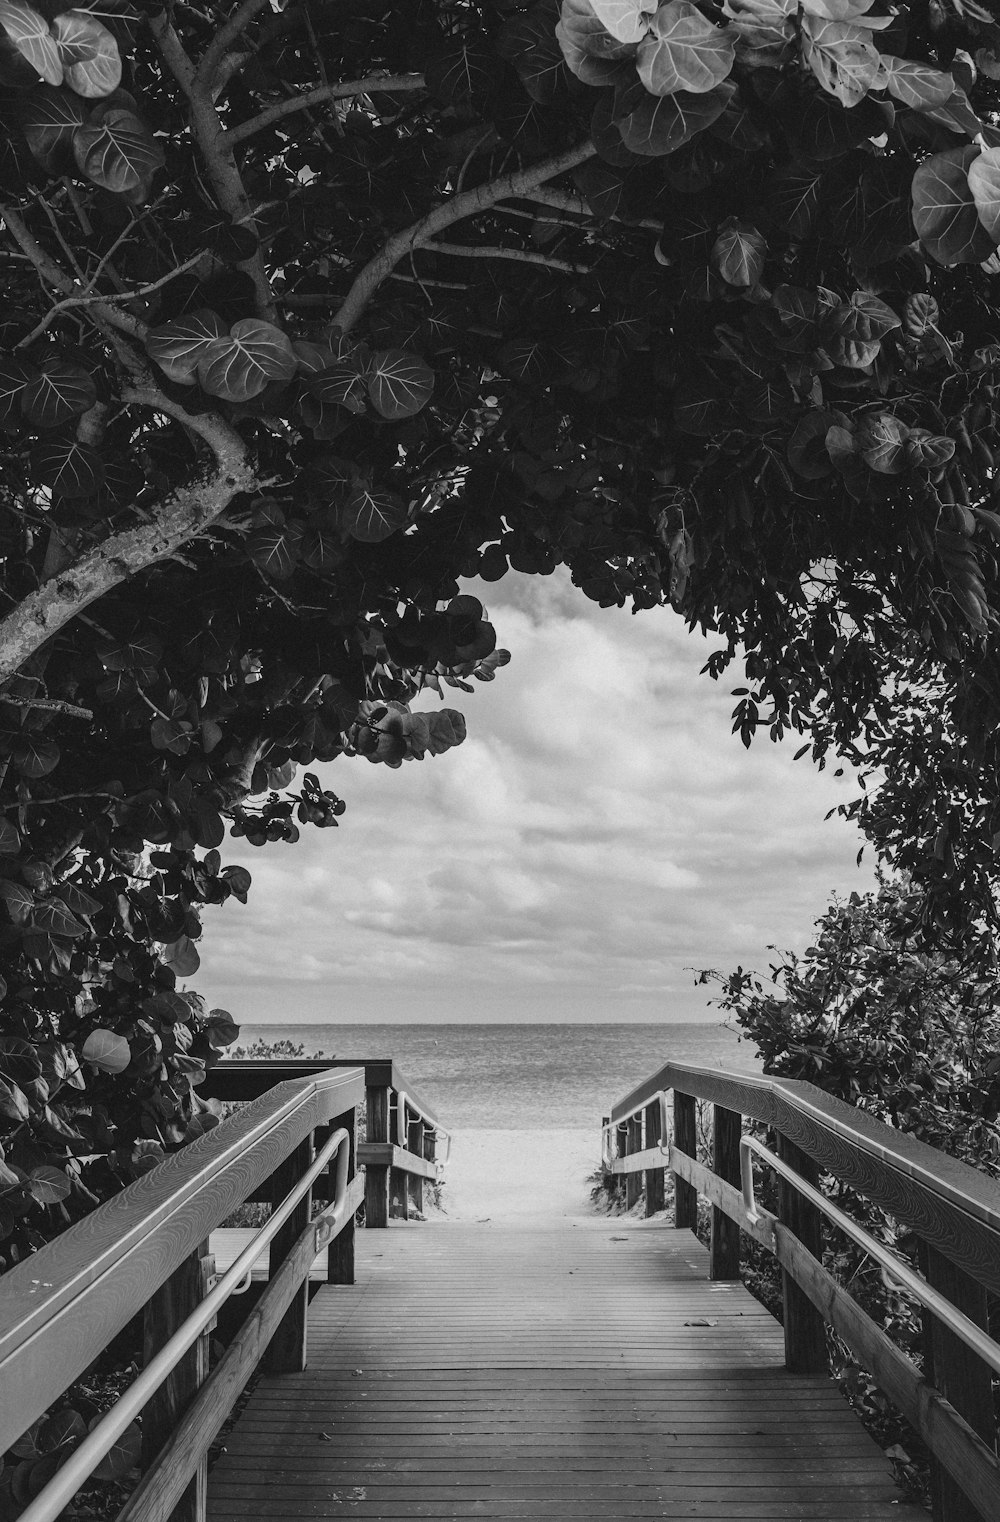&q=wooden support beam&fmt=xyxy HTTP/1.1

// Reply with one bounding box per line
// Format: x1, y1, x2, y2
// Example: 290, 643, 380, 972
327, 1106, 356, 1286
644, 1098, 664, 1216
919, 1240, 997, 1522
777, 1133, 827, 1373
410, 1118, 425, 1215
625, 1115, 643, 1209
141, 1240, 214, 1522
673, 1091, 698, 1230
390, 1095, 409, 1219
263, 1138, 312, 1374
710, 1104, 741, 1280
600, 1115, 611, 1192
364, 1085, 390, 1228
